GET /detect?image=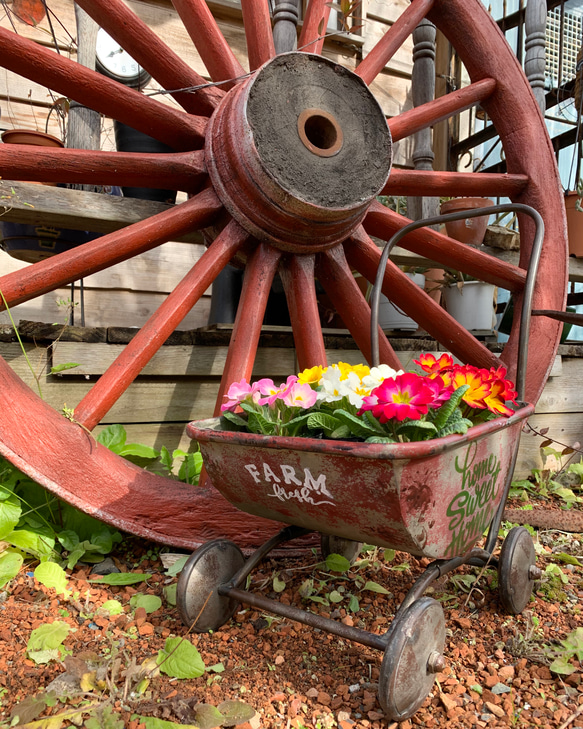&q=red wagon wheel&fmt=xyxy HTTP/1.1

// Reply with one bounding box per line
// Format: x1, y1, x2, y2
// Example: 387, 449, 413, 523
0, 0, 567, 551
